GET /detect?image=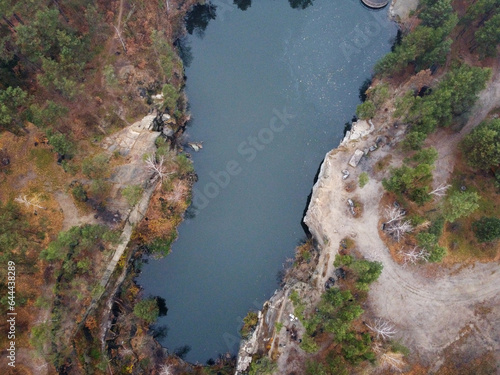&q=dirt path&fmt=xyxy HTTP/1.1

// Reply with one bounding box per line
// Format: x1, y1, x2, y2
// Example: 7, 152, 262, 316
117, 0, 124, 30
55, 191, 97, 231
